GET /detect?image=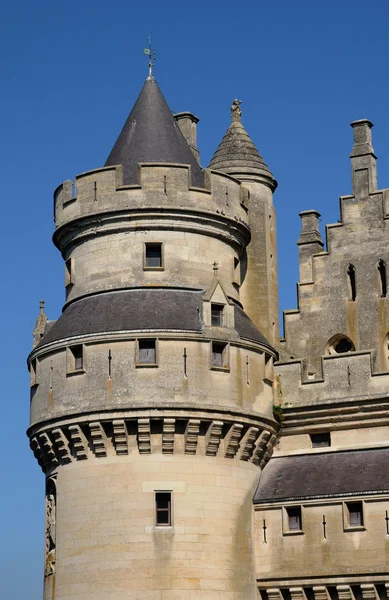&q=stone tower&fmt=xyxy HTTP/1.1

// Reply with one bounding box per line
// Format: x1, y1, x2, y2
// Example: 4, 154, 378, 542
28, 74, 279, 600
